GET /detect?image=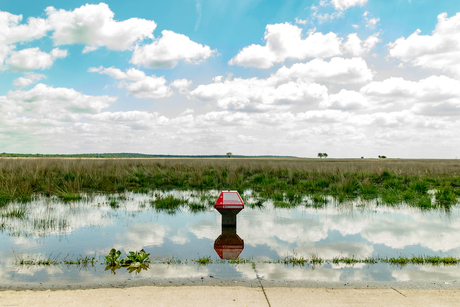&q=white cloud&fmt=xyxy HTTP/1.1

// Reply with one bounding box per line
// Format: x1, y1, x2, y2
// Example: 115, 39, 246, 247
366, 17, 380, 28
229, 23, 342, 68
89, 66, 173, 99
389, 12, 460, 76
3, 84, 116, 123
0, 11, 51, 68
171, 79, 193, 95
190, 57, 372, 111
88, 66, 146, 81
331, 0, 367, 10
190, 73, 328, 112
320, 89, 368, 110
275, 57, 373, 84
131, 30, 216, 69
13, 73, 46, 89
0, 11, 50, 45
343, 33, 380, 56
360, 75, 460, 116
6, 47, 67, 71
45, 3, 156, 52
121, 76, 172, 99
295, 18, 308, 25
